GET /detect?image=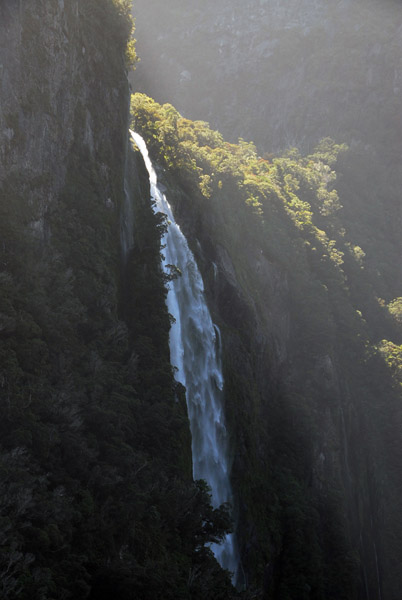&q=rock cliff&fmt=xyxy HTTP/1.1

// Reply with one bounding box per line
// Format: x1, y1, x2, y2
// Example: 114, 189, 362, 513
130, 94, 402, 599
132, 0, 402, 154
0, 0, 130, 236
131, 0, 402, 300
2, 0, 402, 598
0, 4, 237, 599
